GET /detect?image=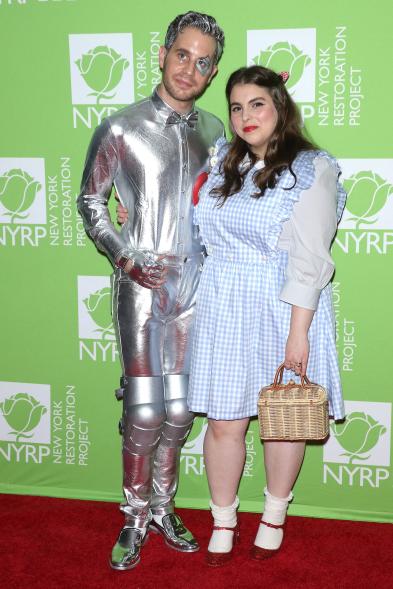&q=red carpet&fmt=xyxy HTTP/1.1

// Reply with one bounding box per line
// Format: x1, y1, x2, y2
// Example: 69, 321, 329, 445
1, 494, 392, 589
